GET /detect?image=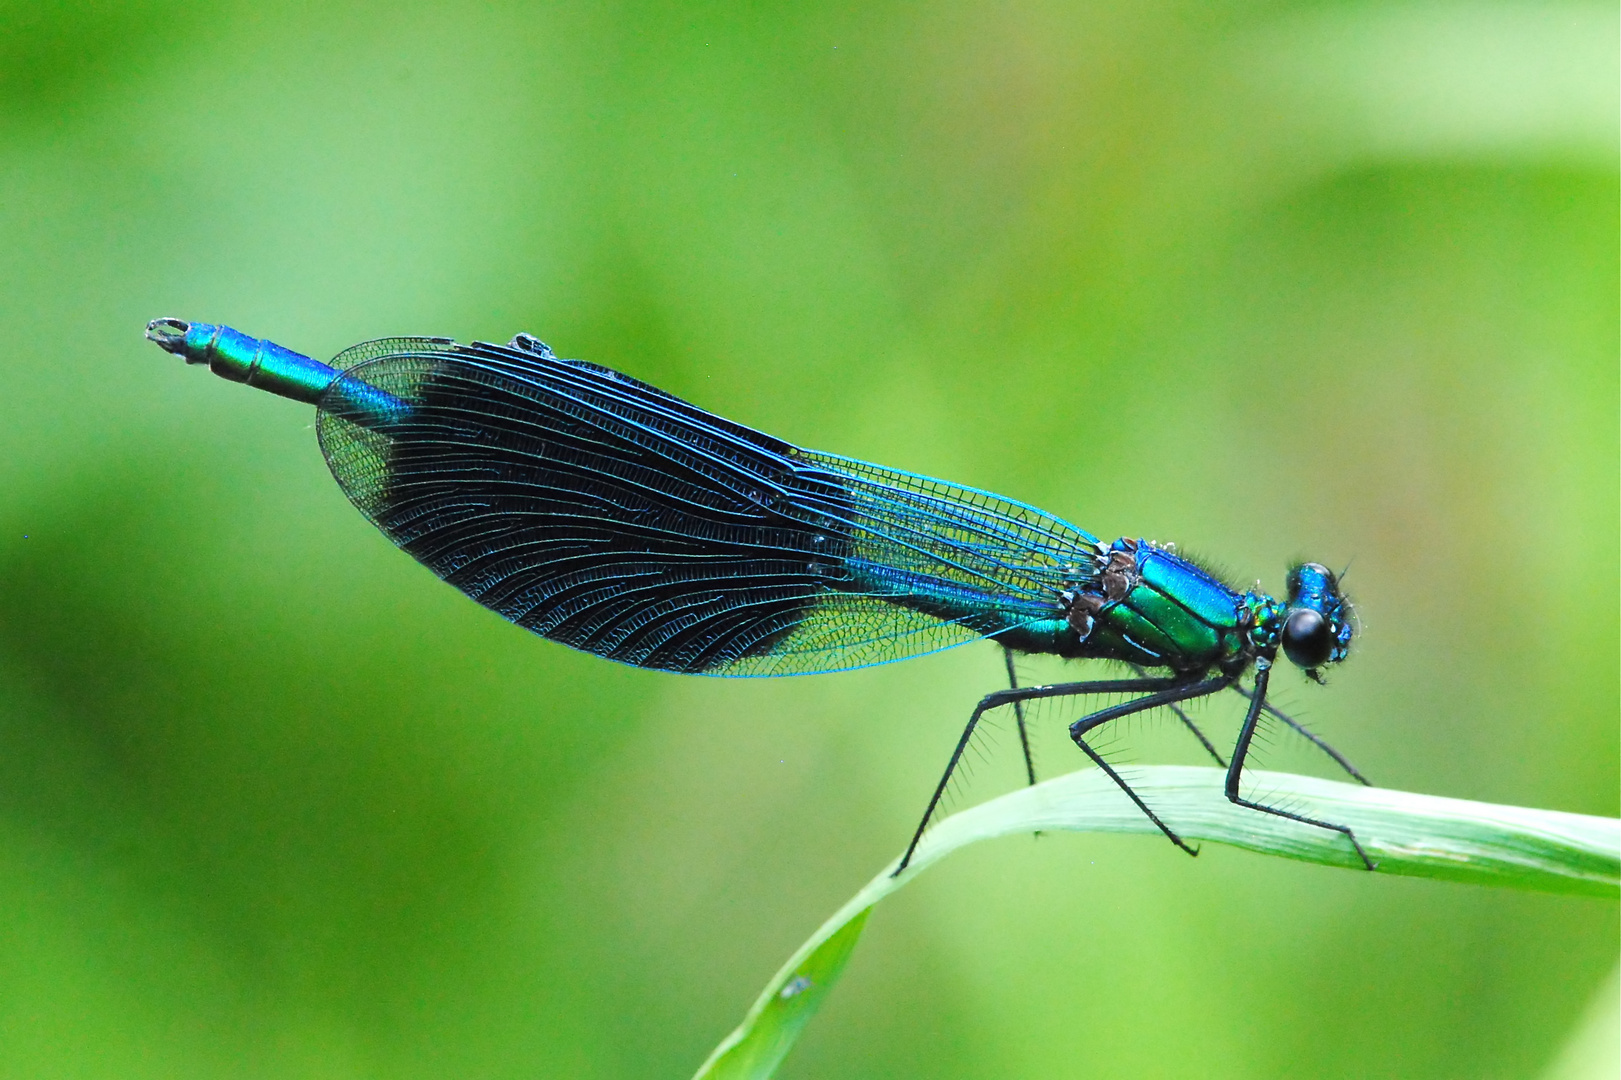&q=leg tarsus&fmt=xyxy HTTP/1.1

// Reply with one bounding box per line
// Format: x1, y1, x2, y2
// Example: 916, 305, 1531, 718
1228, 793, 1377, 870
